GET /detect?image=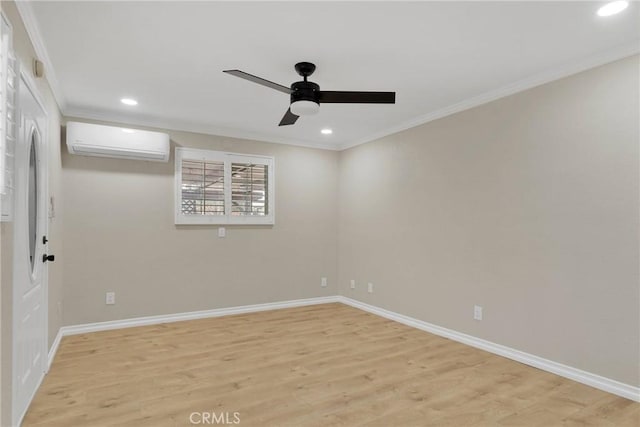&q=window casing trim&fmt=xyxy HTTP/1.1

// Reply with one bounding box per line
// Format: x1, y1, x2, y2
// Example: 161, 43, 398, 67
175, 147, 275, 225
